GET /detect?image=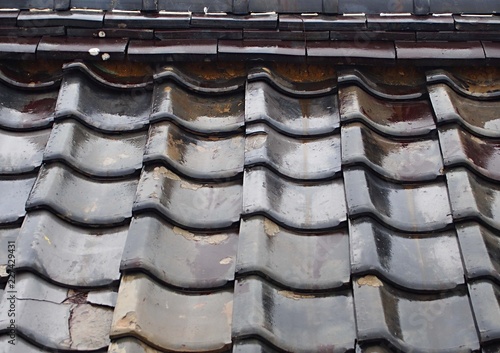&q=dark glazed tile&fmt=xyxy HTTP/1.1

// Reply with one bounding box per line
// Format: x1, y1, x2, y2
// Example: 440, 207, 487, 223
468, 280, 500, 343
366, 15, 453, 31
127, 39, 217, 61
484, 342, 500, 353
17, 10, 104, 28
0, 128, 50, 174
157, 0, 232, 12
417, 31, 500, 42
279, 15, 366, 31
26, 163, 138, 226
245, 123, 341, 180
121, 214, 237, 288
0, 26, 65, 37
339, 85, 435, 136
353, 275, 480, 353
0, 175, 36, 224
44, 120, 147, 177
426, 69, 500, 100
0, 226, 18, 281
157, 28, 242, 40
243, 29, 329, 41
457, 222, 500, 283
110, 273, 233, 352
342, 123, 443, 182
307, 41, 395, 64
68, 27, 155, 40
337, 68, 425, 100
430, 0, 499, 14
483, 41, 500, 63
55, 71, 151, 132
0, 11, 18, 27
248, 0, 323, 13
447, 168, 500, 230
144, 121, 244, 179
236, 216, 349, 290
245, 81, 339, 136
191, 14, 277, 29
344, 167, 452, 232
439, 125, 500, 181
350, 217, 464, 291
331, 30, 415, 41
134, 165, 242, 229
395, 41, 485, 63
37, 37, 128, 61
0, 273, 114, 351
338, 0, 413, 13
109, 338, 164, 353
218, 40, 306, 61
454, 15, 500, 31
15, 210, 127, 287
151, 83, 244, 133
0, 37, 39, 60
0, 81, 57, 130
232, 276, 356, 353
104, 12, 190, 28
429, 84, 500, 137
243, 166, 346, 230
